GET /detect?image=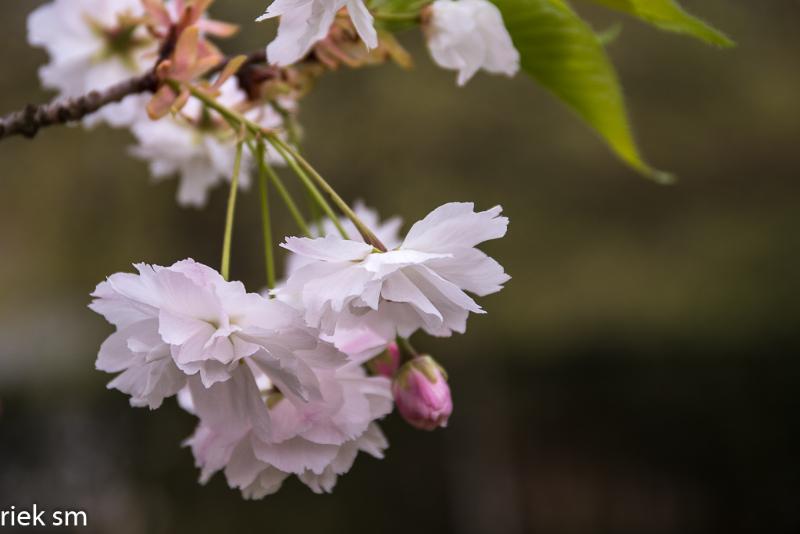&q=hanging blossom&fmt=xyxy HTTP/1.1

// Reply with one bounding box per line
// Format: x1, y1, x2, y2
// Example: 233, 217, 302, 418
90, 258, 343, 408
256, 0, 378, 66
424, 0, 520, 86
278, 202, 510, 346
285, 201, 403, 278
280, 202, 403, 359
129, 78, 289, 207
182, 356, 392, 498
27, 0, 157, 127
